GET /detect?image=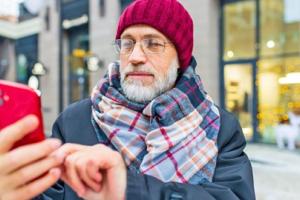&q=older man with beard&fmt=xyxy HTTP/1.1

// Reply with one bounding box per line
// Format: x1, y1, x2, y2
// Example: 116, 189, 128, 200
0, 0, 255, 200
